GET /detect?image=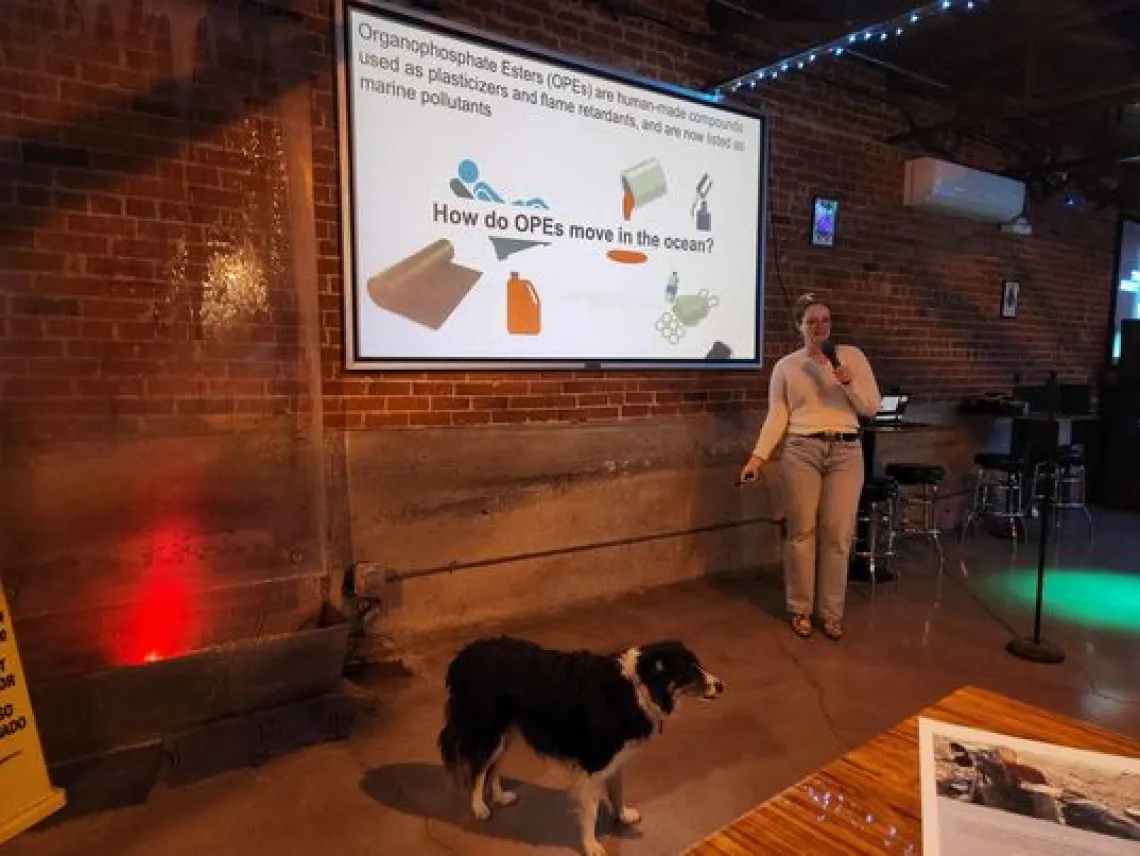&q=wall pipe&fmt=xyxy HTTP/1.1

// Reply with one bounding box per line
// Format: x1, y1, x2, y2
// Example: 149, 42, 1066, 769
370, 514, 787, 586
